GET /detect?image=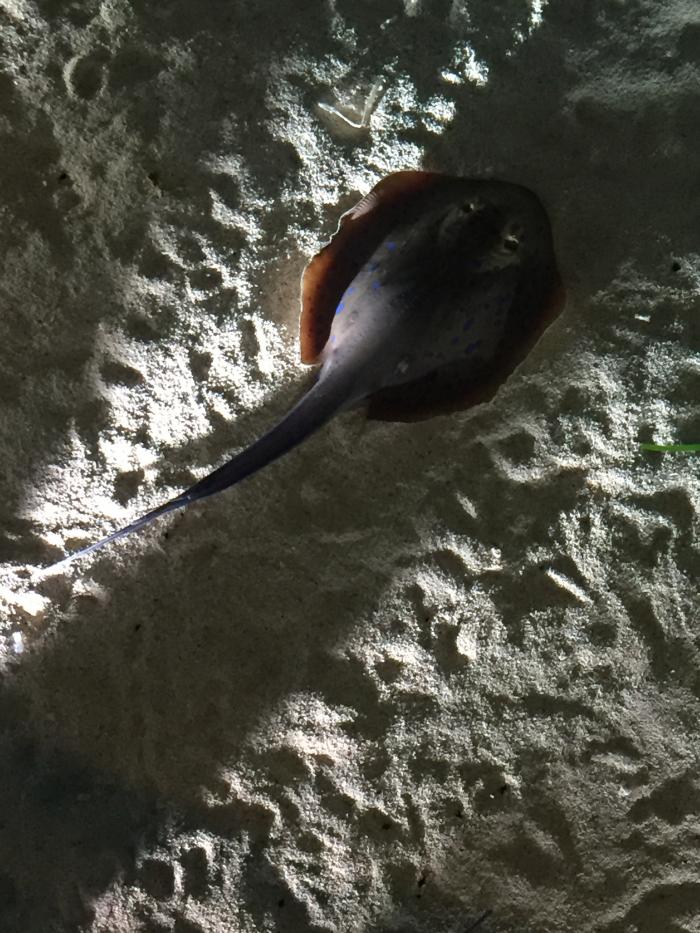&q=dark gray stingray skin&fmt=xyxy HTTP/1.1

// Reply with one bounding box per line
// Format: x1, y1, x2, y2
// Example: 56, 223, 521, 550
46, 174, 562, 569
323, 186, 529, 397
